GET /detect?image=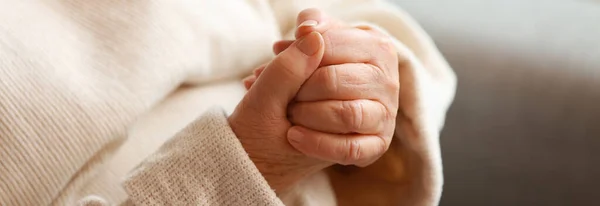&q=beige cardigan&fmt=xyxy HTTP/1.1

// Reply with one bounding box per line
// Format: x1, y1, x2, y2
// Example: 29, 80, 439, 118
0, 0, 456, 205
